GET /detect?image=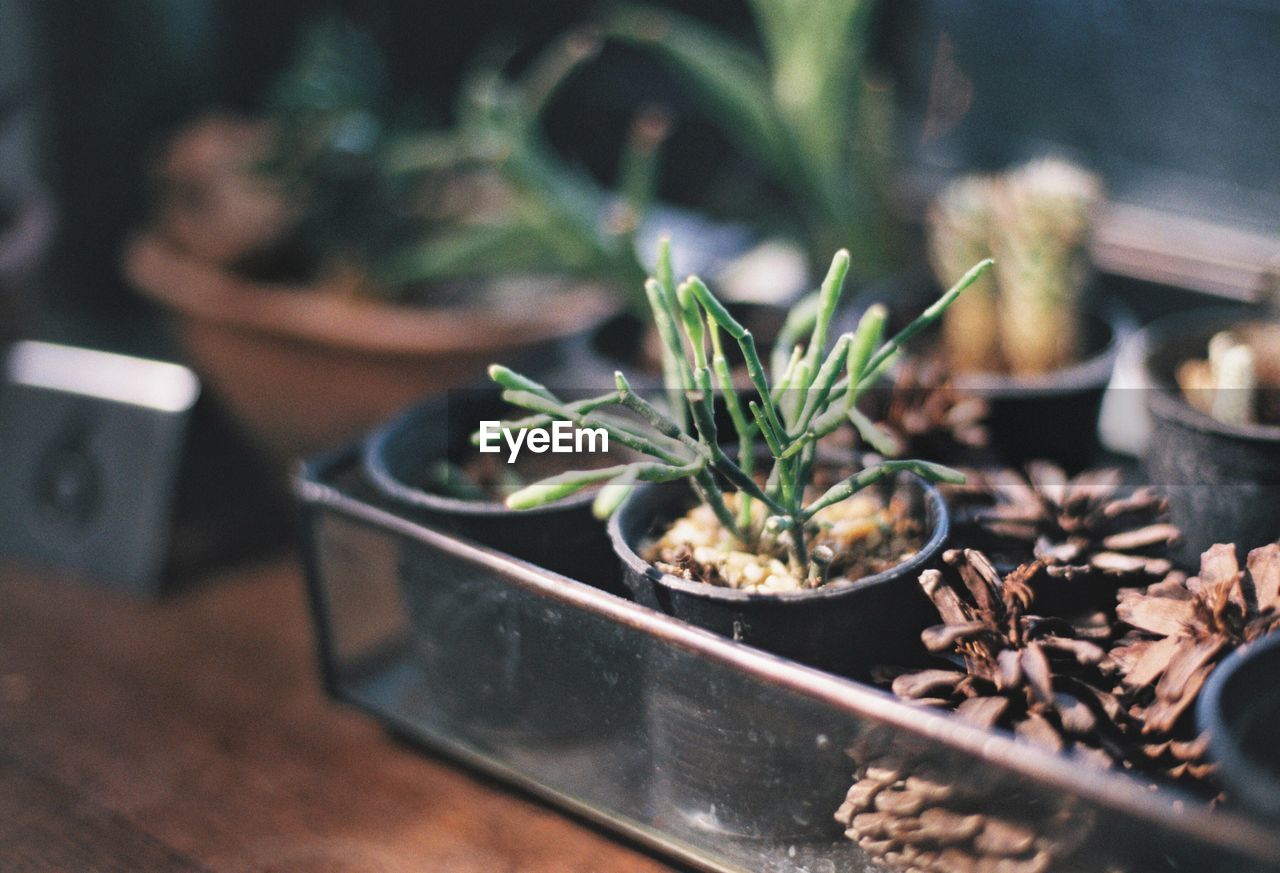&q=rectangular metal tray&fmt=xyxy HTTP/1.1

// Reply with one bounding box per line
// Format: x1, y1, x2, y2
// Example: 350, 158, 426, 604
295, 449, 1280, 873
